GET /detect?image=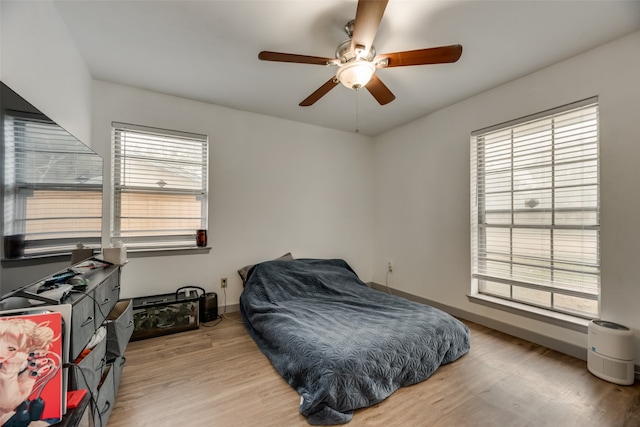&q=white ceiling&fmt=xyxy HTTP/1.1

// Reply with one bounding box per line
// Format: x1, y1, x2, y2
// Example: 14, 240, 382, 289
54, 0, 640, 136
